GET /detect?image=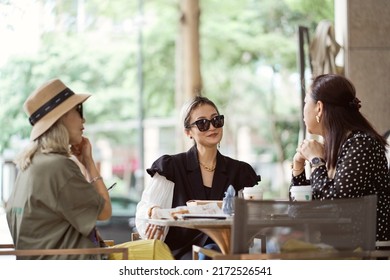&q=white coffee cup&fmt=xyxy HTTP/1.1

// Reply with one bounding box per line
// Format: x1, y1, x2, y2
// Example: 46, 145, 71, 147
242, 187, 263, 200
290, 185, 312, 201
